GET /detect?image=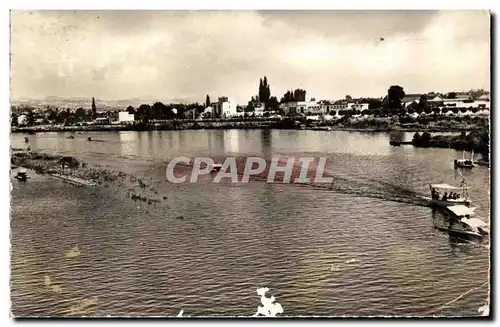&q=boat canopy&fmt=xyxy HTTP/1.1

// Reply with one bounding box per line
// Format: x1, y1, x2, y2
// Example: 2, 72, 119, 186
19, 168, 27, 173
462, 217, 488, 228
447, 205, 476, 217
430, 183, 463, 190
